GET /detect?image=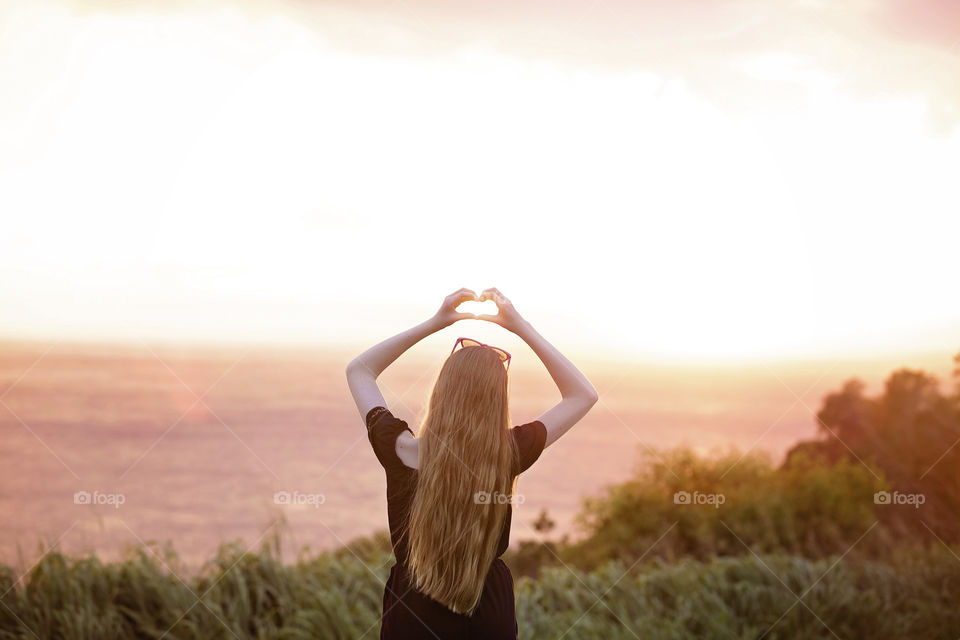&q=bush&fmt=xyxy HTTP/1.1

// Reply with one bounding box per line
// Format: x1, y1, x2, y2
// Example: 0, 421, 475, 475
3, 541, 959, 639
542, 447, 885, 572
